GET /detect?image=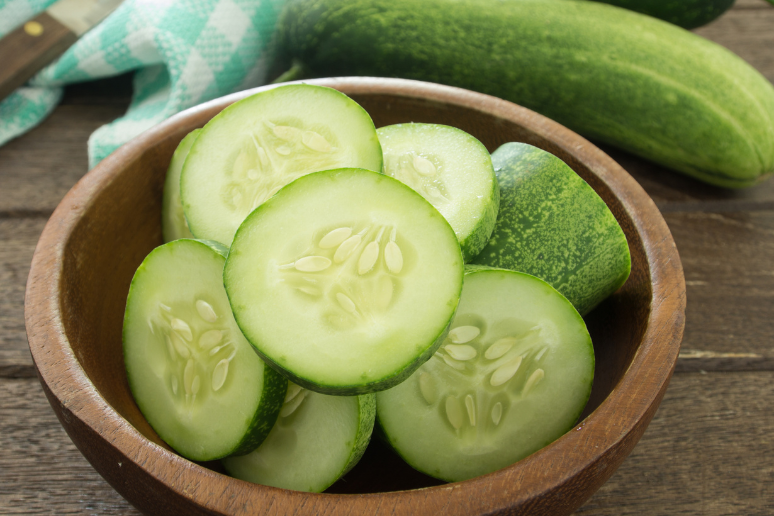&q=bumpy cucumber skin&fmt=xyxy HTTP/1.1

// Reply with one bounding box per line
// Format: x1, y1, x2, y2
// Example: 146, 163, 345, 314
224, 168, 464, 396
338, 394, 376, 479
162, 129, 199, 243
123, 239, 287, 461
279, 0, 774, 188
588, 0, 736, 29
473, 143, 630, 316
376, 266, 595, 482
377, 123, 499, 262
